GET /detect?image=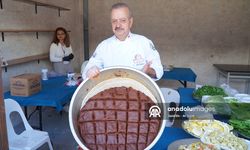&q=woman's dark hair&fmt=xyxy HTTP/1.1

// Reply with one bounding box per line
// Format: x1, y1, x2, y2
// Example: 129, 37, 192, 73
52, 27, 70, 47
